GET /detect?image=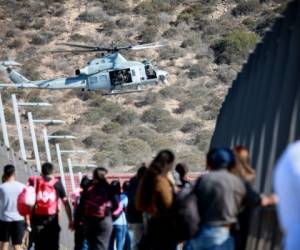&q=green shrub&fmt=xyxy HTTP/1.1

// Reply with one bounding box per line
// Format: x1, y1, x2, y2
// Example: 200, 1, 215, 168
177, 149, 204, 171
232, 0, 261, 16
4, 107, 15, 124
212, 30, 258, 64
82, 101, 122, 124
8, 38, 24, 49
162, 27, 178, 39
159, 86, 186, 101
175, 97, 203, 114
102, 0, 129, 16
242, 18, 257, 31
141, 108, 181, 133
83, 132, 119, 151
31, 32, 54, 45
139, 25, 158, 43
134, 0, 176, 15
93, 150, 124, 168
102, 122, 122, 134
176, 3, 212, 25
113, 111, 139, 126
135, 92, 162, 107
128, 125, 157, 142
150, 136, 175, 151
77, 7, 104, 23
193, 129, 212, 151
119, 139, 152, 165
187, 64, 206, 79
181, 120, 203, 133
